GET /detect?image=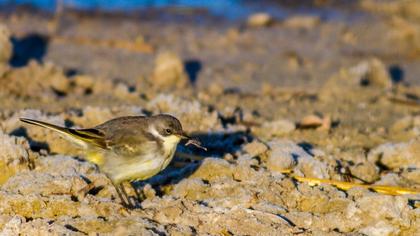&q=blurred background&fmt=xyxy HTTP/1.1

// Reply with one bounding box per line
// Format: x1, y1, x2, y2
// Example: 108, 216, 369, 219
1, 0, 418, 91
1, 1, 420, 234
0, 0, 419, 94
3, 0, 412, 95
0, 0, 419, 137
